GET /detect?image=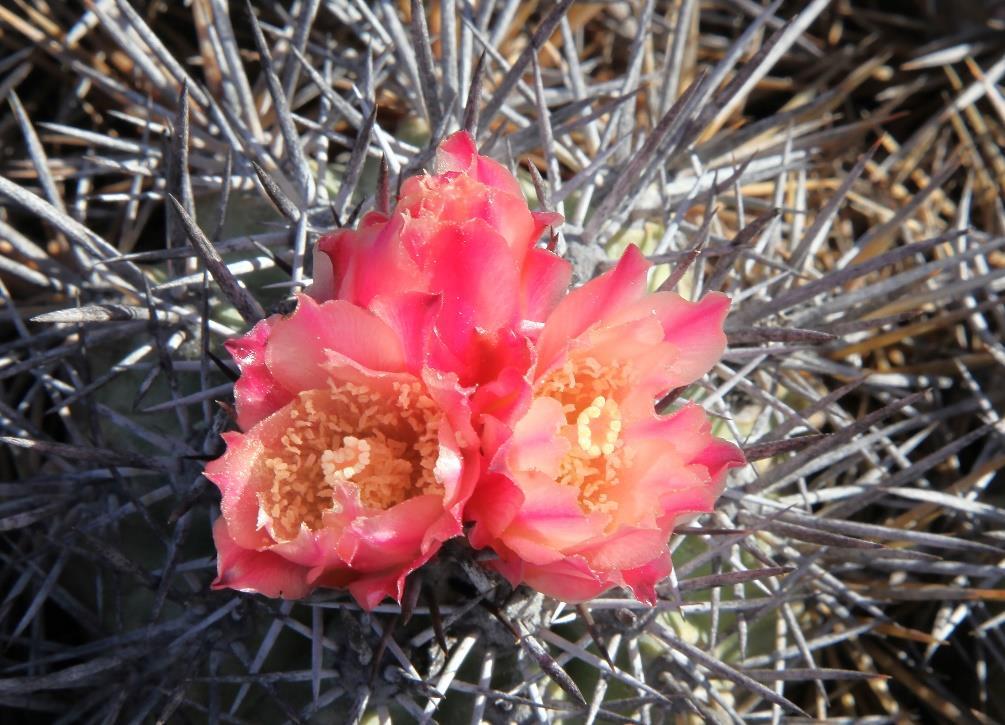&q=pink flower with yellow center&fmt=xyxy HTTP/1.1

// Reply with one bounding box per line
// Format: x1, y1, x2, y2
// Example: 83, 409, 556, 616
207, 293, 478, 609
311, 131, 570, 390
466, 245, 745, 603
